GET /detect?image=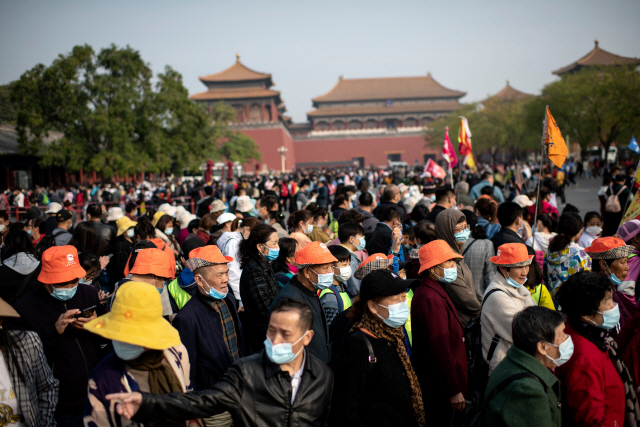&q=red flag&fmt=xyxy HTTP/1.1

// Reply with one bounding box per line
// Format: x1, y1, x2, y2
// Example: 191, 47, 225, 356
424, 159, 446, 179
442, 127, 458, 168
458, 117, 472, 156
